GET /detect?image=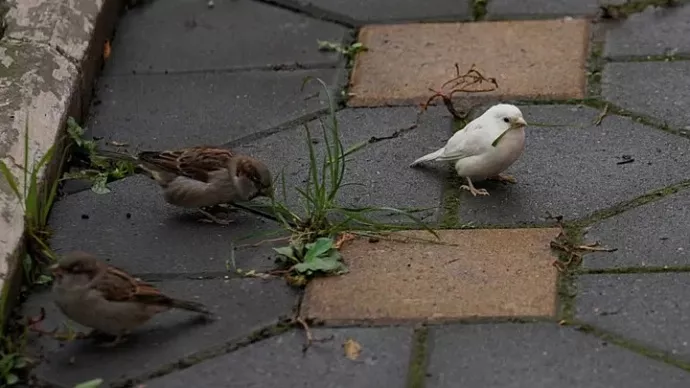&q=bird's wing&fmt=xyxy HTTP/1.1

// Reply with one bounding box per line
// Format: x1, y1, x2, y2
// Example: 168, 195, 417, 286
94, 265, 169, 305
137, 146, 234, 183
435, 118, 493, 161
